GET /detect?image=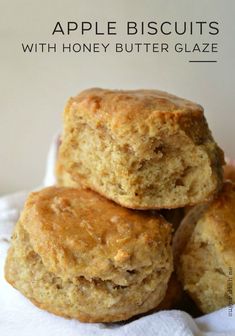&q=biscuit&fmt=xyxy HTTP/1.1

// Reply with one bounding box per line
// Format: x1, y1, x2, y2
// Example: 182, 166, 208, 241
56, 88, 224, 209
173, 181, 235, 313
5, 186, 173, 322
